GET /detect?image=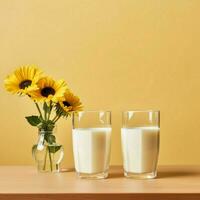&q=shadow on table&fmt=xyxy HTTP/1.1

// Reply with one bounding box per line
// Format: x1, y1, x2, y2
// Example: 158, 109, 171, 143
109, 172, 124, 179
157, 171, 200, 178
60, 168, 75, 173
109, 170, 200, 179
